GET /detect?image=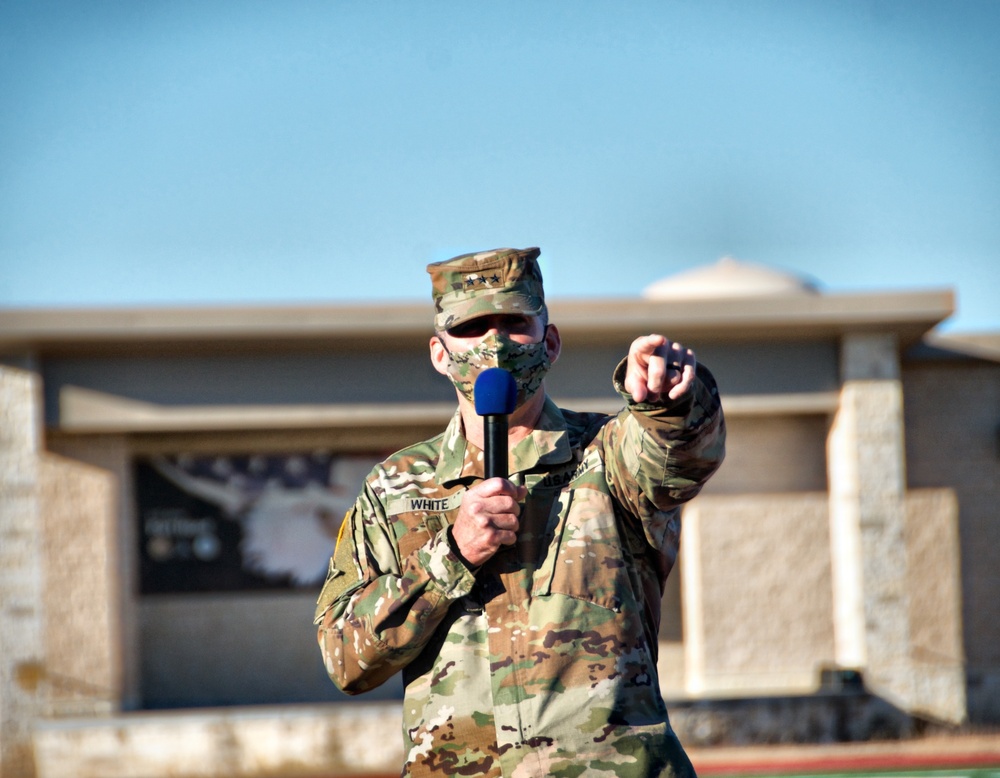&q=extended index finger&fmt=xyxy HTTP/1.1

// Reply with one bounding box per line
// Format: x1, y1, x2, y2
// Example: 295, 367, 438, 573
626, 335, 668, 401
629, 334, 668, 364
